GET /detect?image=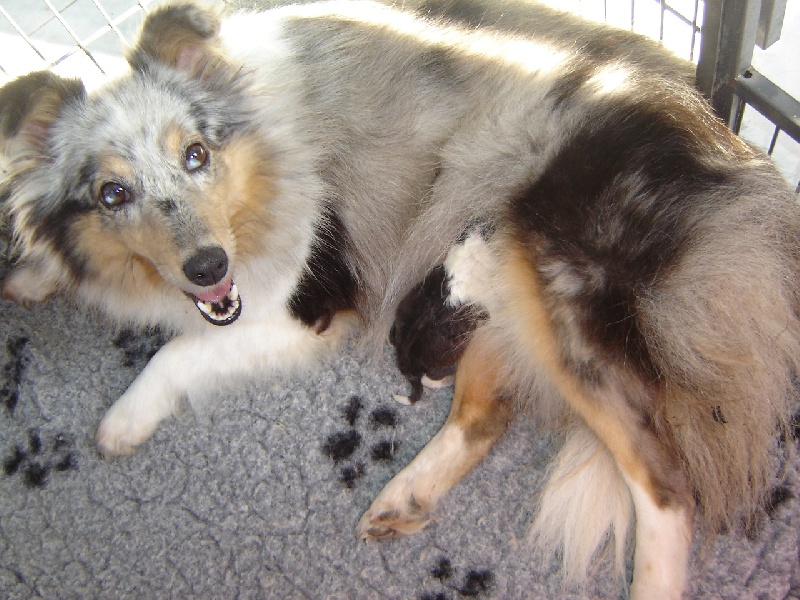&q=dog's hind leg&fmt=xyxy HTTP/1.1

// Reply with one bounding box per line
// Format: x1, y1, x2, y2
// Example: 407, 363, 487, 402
502, 246, 692, 599
357, 325, 513, 540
